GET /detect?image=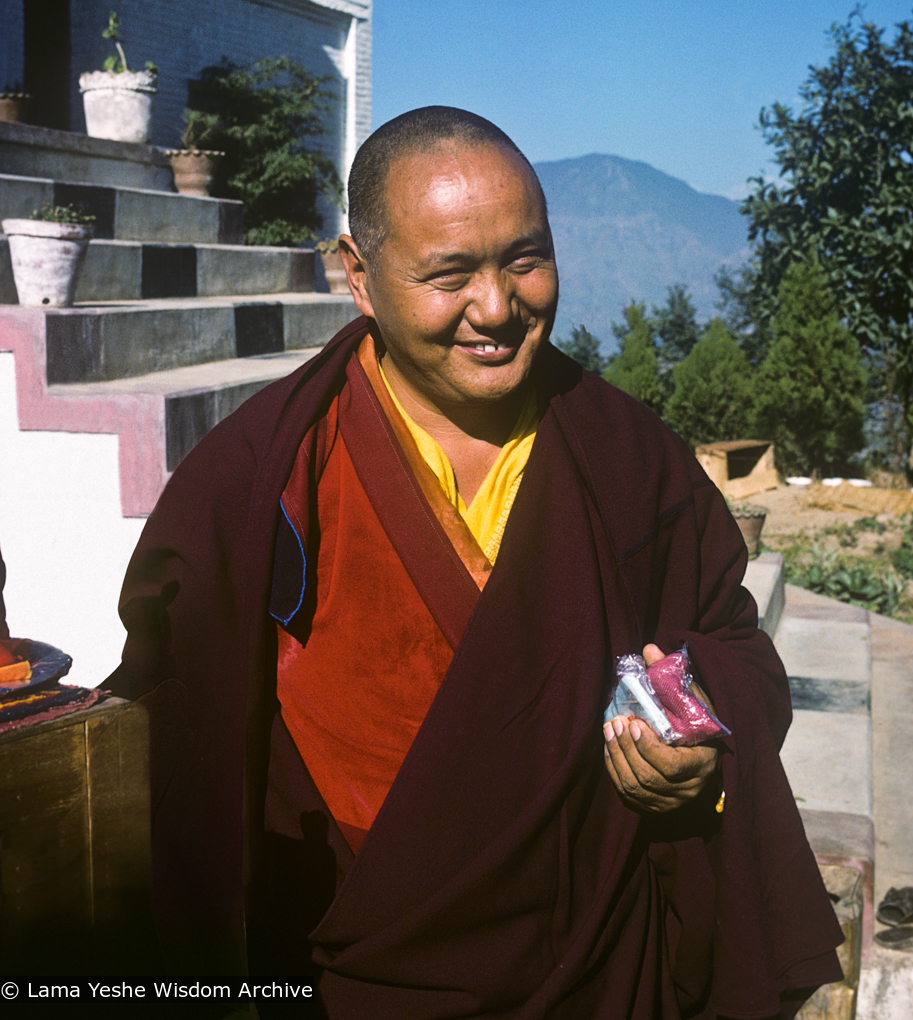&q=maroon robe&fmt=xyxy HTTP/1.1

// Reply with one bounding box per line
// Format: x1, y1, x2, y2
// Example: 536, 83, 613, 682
109, 317, 842, 1016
